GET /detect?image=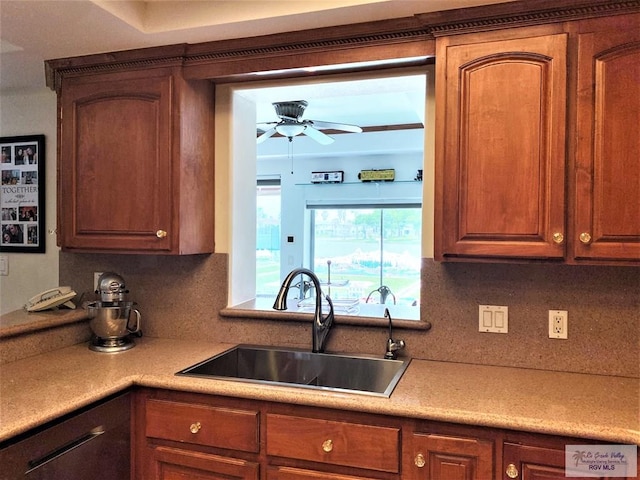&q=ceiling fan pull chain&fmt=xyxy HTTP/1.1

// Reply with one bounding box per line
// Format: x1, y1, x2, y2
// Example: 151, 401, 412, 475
289, 141, 294, 174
